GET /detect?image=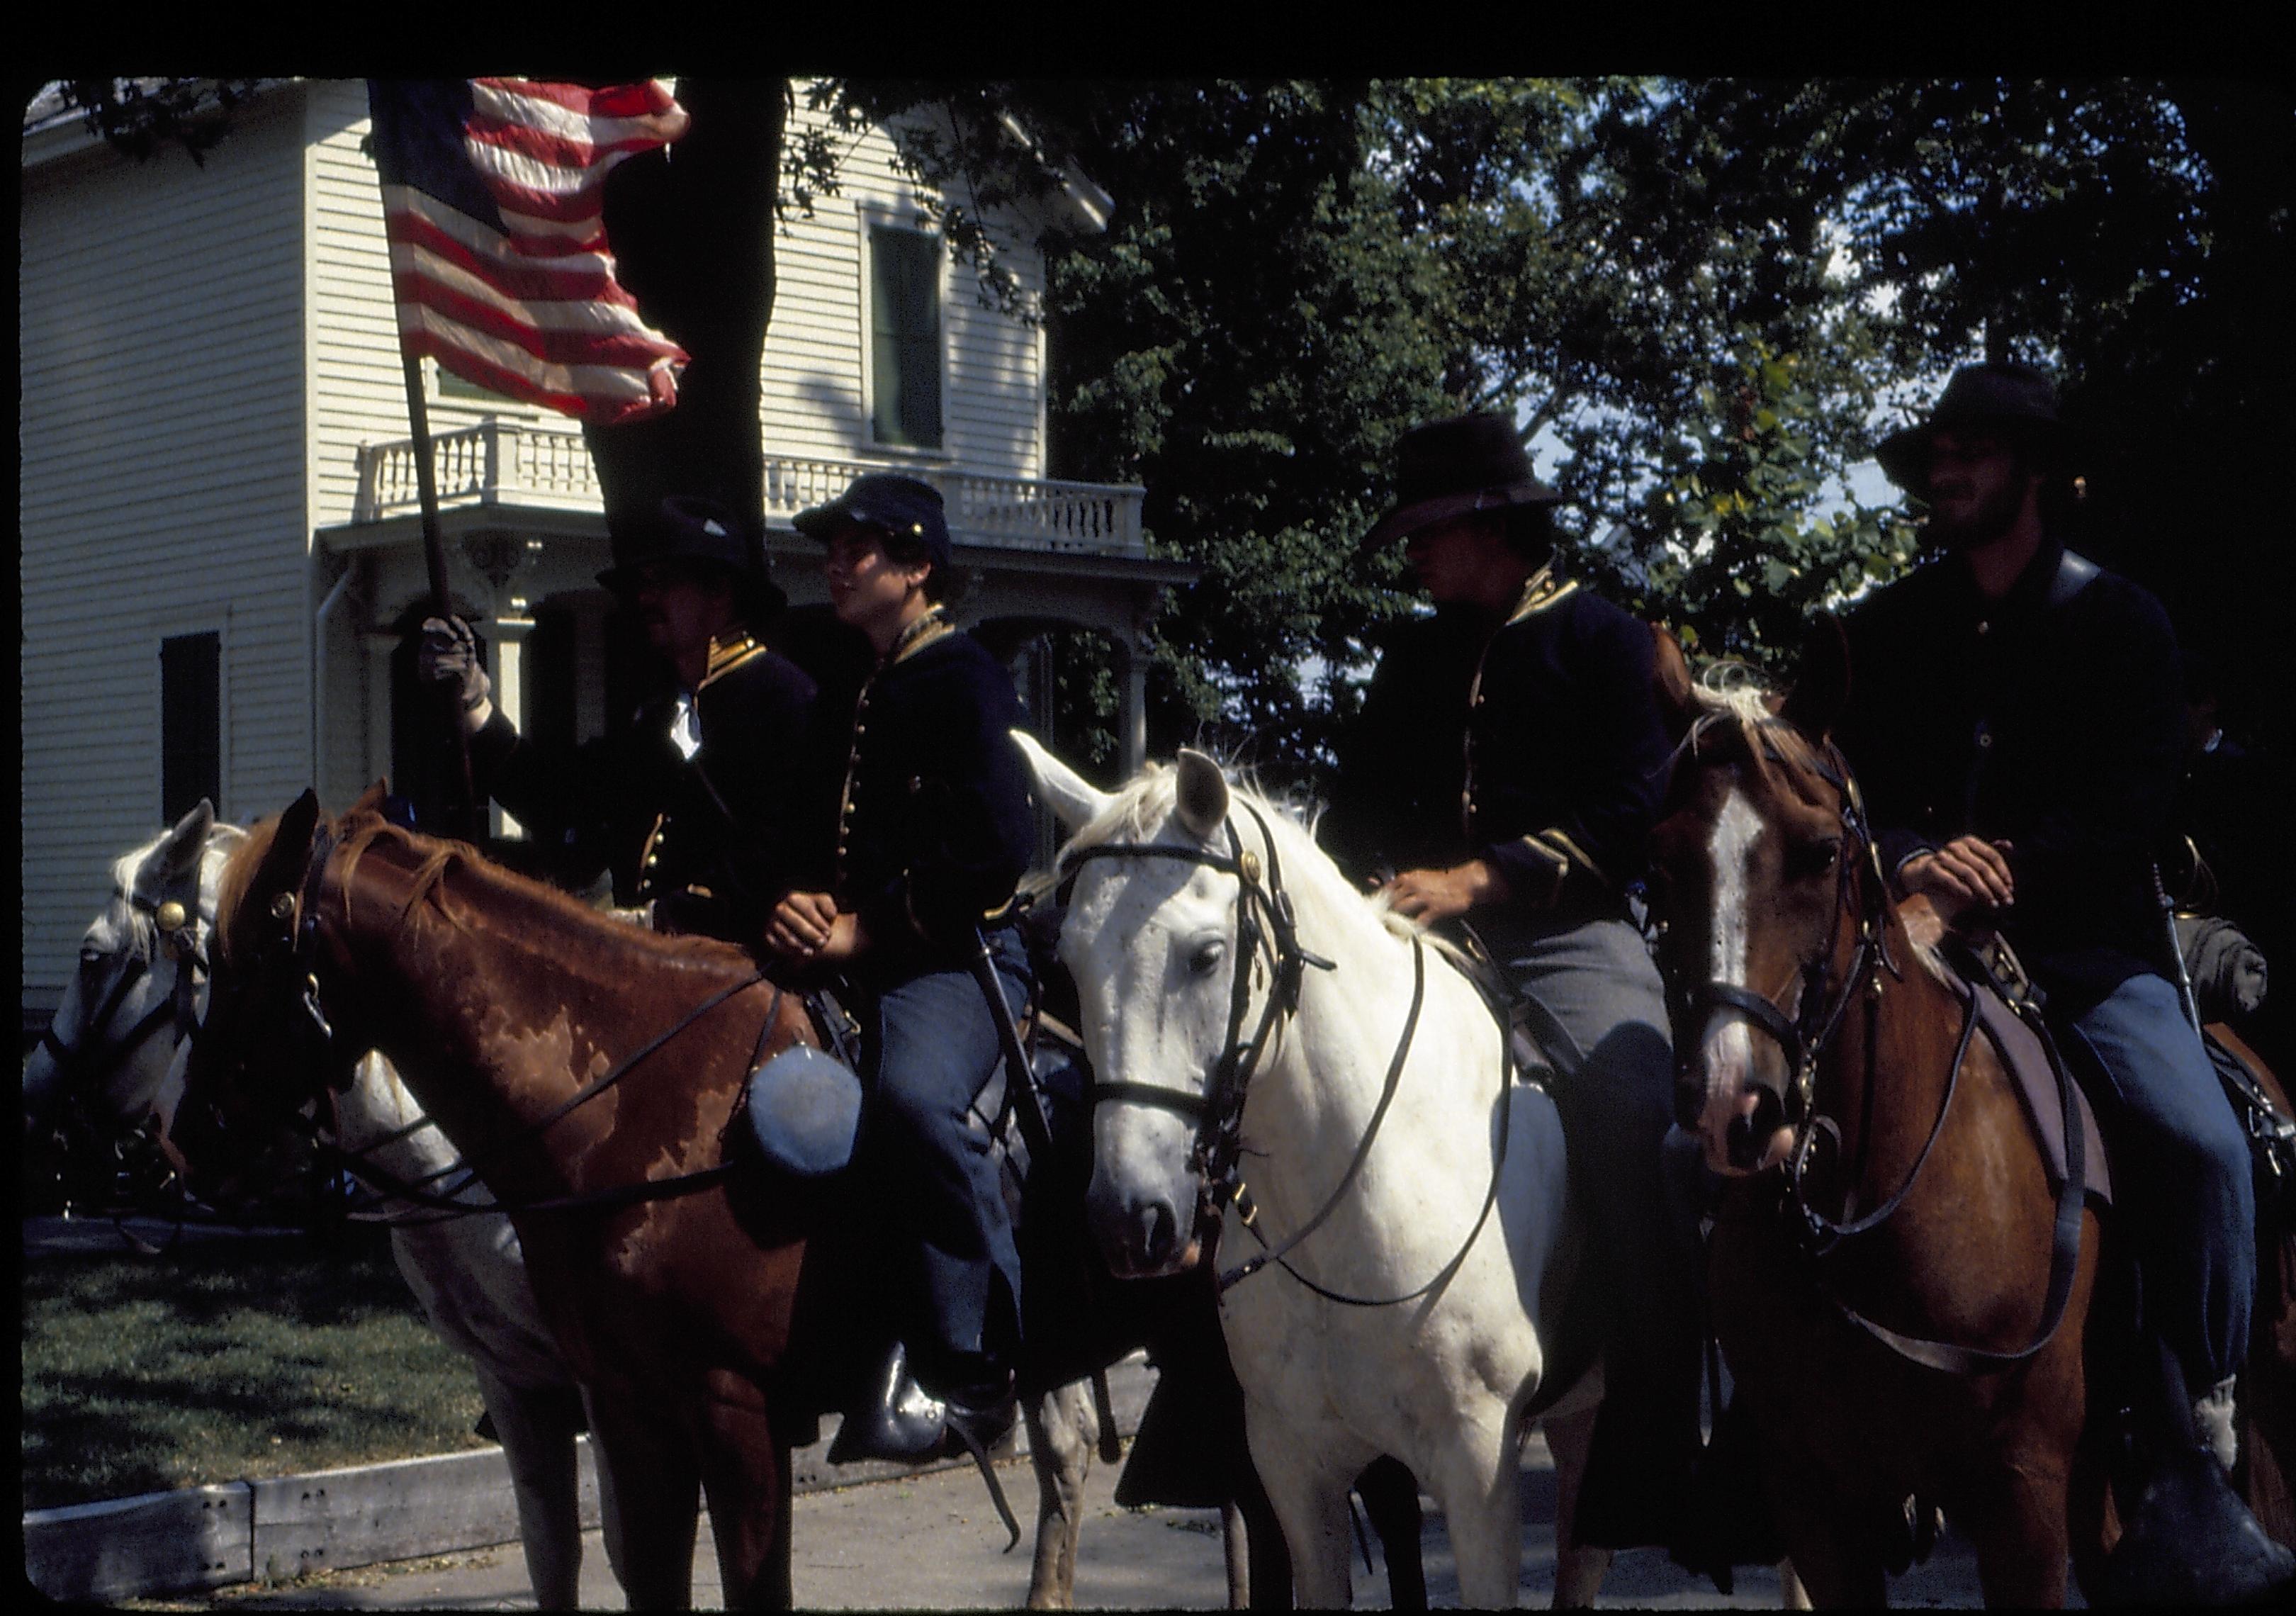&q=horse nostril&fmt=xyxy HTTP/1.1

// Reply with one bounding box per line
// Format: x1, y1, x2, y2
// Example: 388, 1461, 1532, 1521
1728, 1088, 1785, 1169
1137, 1199, 1177, 1267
